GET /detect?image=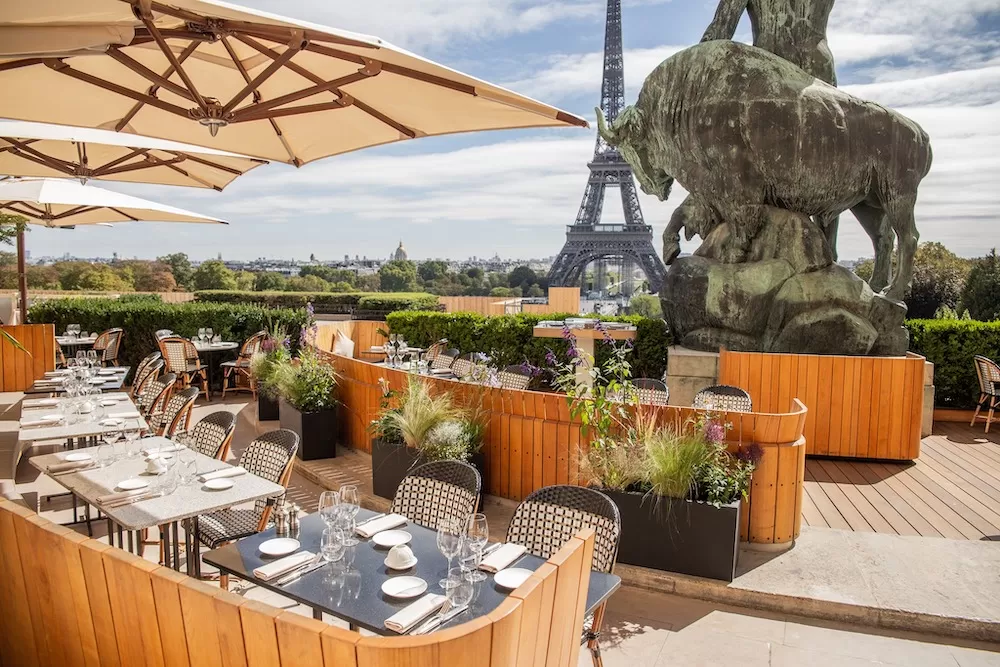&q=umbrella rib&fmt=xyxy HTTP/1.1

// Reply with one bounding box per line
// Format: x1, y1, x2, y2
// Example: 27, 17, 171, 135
44, 60, 191, 119
107, 47, 198, 103
0, 58, 46, 73
228, 71, 368, 120
3, 202, 48, 218
157, 160, 220, 191
221, 36, 304, 115
108, 207, 139, 222
2, 139, 77, 174
98, 156, 184, 177
137, 15, 208, 111
52, 205, 100, 220
92, 148, 150, 174
305, 43, 477, 96
163, 151, 252, 176
231, 101, 351, 123
115, 41, 201, 132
